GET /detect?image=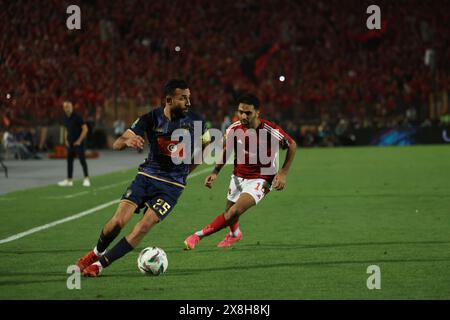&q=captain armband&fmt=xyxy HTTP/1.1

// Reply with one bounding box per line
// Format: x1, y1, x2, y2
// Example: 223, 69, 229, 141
201, 130, 212, 145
